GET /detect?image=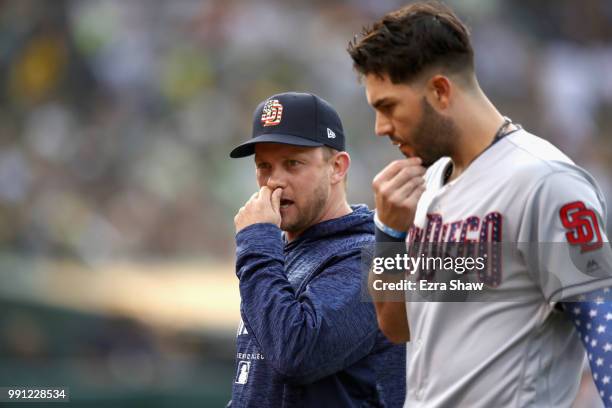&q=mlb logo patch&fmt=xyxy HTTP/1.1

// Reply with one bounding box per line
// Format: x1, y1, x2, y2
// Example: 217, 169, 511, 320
261, 99, 283, 127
